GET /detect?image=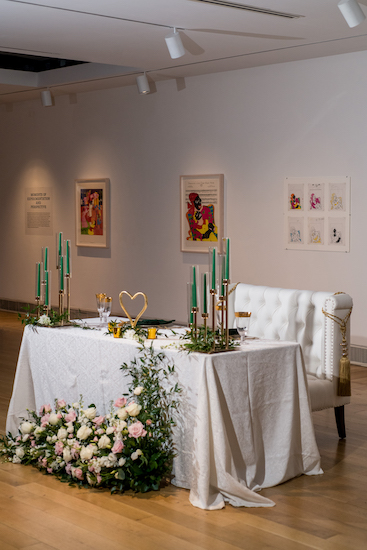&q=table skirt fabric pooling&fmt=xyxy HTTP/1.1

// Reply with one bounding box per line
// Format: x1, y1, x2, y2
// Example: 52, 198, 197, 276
6, 324, 322, 510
